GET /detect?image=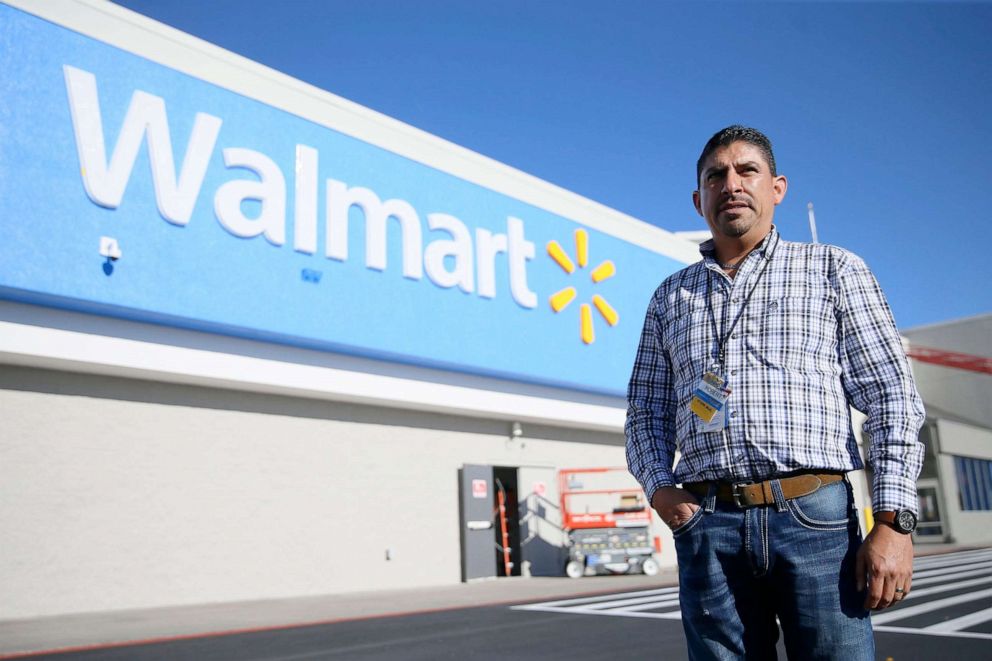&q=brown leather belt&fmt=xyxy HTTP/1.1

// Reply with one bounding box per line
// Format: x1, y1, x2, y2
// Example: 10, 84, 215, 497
683, 472, 844, 508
